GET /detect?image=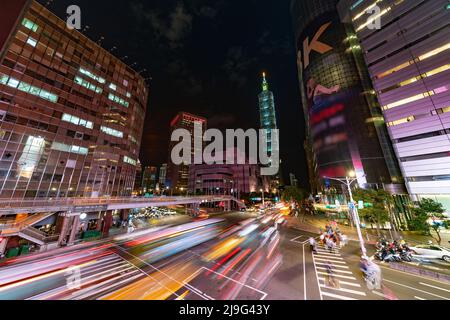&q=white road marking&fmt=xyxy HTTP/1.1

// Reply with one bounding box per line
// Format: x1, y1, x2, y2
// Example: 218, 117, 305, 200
291, 235, 304, 243
419, 282, 450, 293
316, 267, 353, 274
314, 252, 343, 258
303, 244, 307, 300
415, 296, 426, 300
315, 262, 349, 269
321, 292, 356, 300
313, 254, 344, 261
384, 279, 450, 300
314, 257, 347, 264
320, 285, 366, 296
318, 277, 361, 287
317, 272, 357, 280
